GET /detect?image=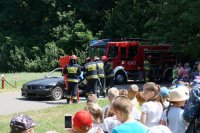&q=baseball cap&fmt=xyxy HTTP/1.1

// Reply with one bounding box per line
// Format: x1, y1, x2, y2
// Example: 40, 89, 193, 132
73, 110, 92, 131
160, 87, 169, 97
10, 114, 36, 131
